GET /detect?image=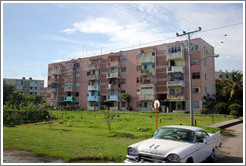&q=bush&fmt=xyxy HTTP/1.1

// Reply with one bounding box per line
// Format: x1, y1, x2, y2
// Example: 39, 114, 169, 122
200, 108, 210, 114
230, 110, 239, 117
228, 103, 243, 116
184, 110, 190, 114
215, 102, 228, 114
